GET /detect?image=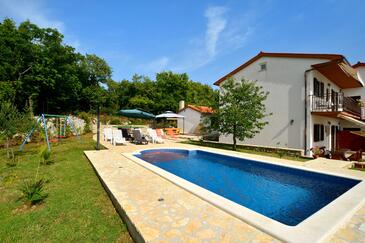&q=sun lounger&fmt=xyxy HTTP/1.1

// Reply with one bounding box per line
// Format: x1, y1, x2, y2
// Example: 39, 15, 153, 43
348, 149, 363, 162
112, 129, 126, 146
132, 129, 148, 145
331, 150, 349, 161
156, 129, 166, 139
165, 129, 177, 140
148, 129, 164, 144
121, 128, 132, 141
103, 128, 113, 142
